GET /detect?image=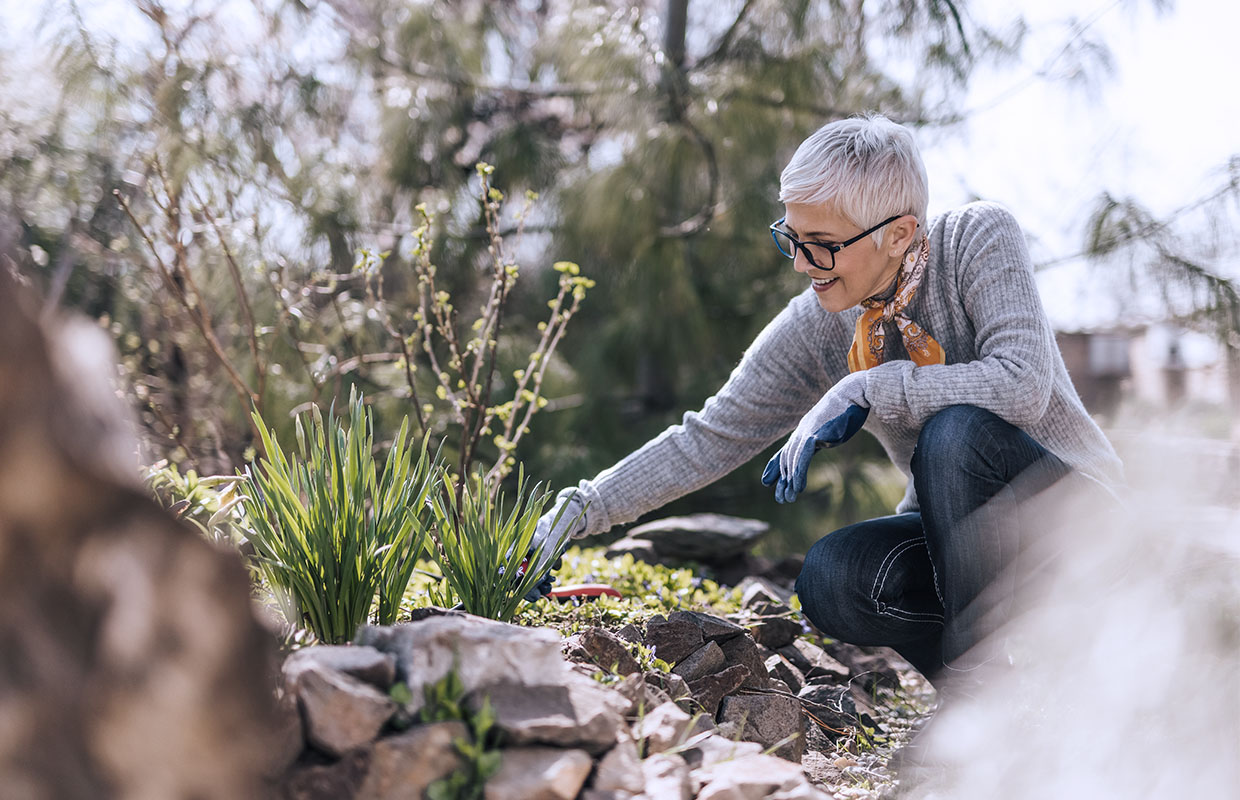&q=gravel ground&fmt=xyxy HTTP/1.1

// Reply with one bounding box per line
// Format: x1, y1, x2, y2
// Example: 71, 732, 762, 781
802, 667, 938, 800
